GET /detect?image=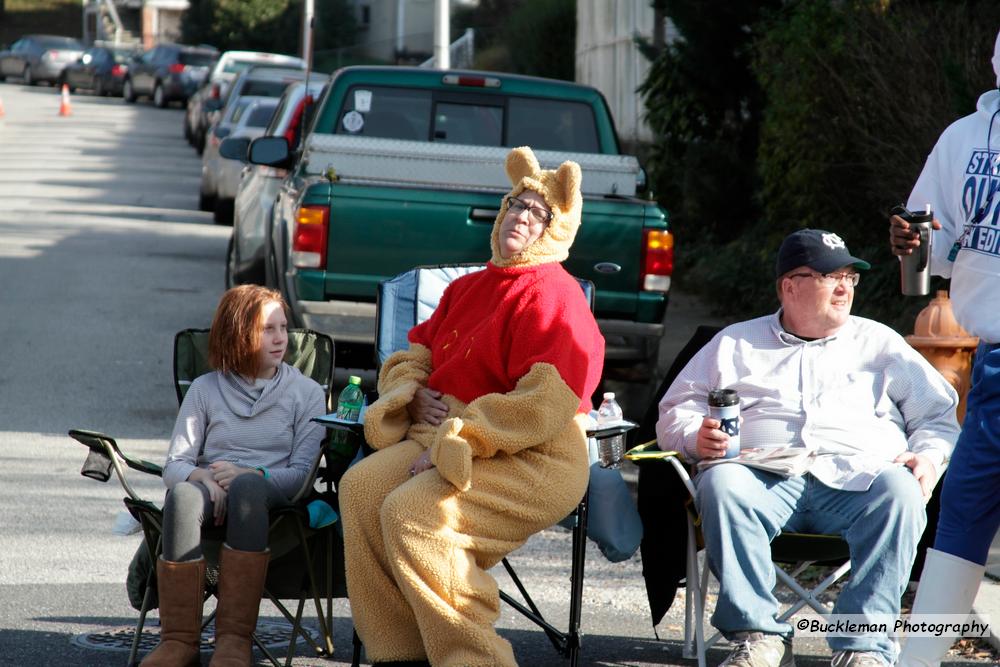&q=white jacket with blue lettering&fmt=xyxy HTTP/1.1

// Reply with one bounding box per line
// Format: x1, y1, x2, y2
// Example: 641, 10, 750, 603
909, 34, 1000, 342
